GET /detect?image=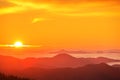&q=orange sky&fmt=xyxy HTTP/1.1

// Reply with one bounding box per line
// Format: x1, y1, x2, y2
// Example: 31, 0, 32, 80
0, 0, 120, 50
